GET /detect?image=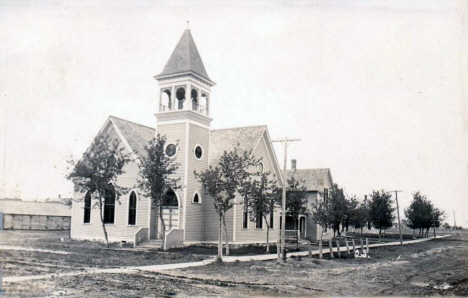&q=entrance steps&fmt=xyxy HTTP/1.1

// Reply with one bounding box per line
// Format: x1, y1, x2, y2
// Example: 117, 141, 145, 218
135, 239, 163, 250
